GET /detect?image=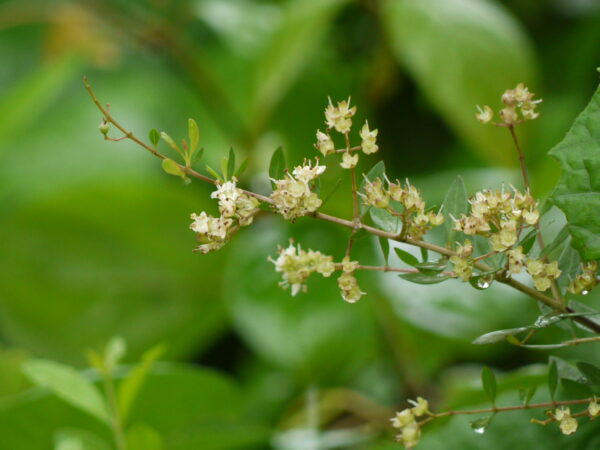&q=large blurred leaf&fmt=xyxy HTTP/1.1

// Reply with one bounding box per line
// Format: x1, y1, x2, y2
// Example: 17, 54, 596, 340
0, 364, 268, 450
379, 242, 527, 340
0, 56, 79, 146
549, 84, 600, 260
224, 219, 379, 382
250, 0, 349, 131
380, 0, 536, 165
0, 182, 227, 365
22, 359, 110, 424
